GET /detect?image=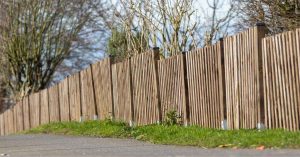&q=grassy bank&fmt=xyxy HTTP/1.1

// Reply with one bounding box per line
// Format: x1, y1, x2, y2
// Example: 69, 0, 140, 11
25, 120, 300, 149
